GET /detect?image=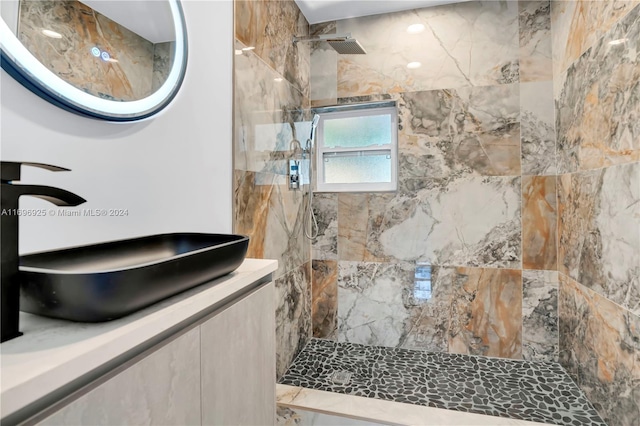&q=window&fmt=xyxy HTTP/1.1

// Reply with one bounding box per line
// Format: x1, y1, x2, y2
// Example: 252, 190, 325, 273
315, 103, 397, 192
